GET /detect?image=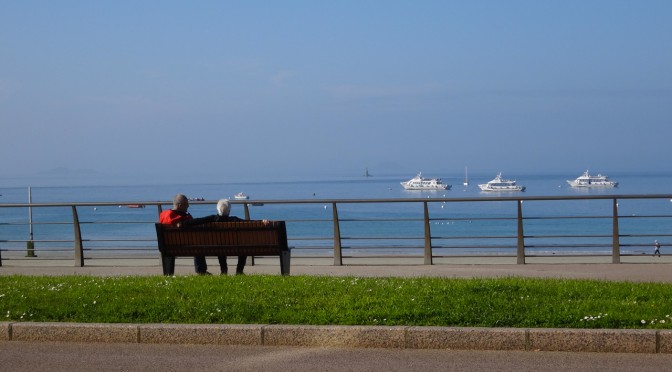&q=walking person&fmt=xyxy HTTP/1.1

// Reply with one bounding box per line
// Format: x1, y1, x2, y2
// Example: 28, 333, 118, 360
654, 240, 661, 257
